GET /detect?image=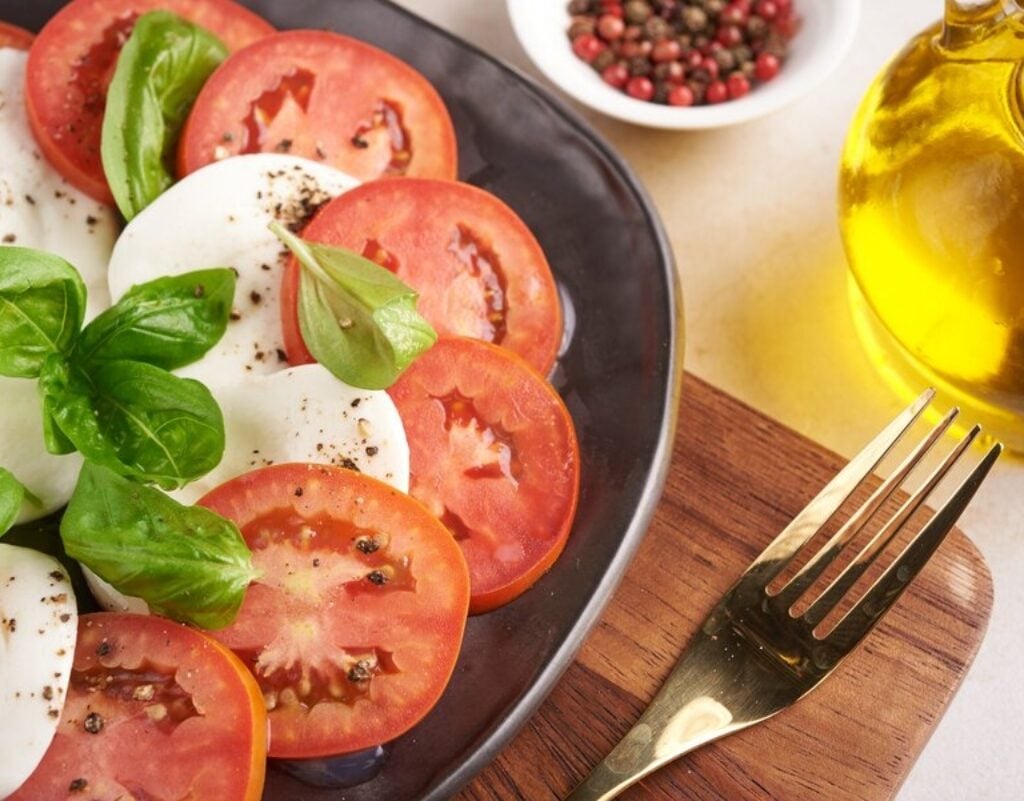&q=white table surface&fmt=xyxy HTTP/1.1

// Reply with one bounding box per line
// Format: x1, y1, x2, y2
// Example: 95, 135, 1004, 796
394, 2, 1023, 798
